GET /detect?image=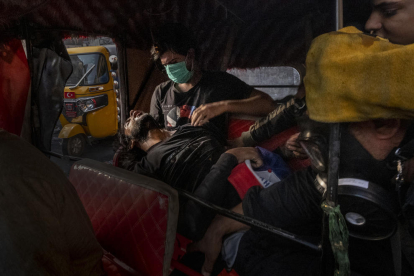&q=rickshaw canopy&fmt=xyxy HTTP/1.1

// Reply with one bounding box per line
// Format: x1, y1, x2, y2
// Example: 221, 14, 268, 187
1, 0, 371, 69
